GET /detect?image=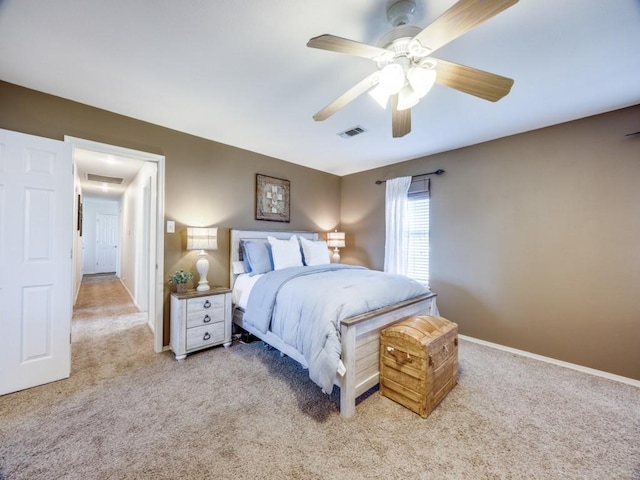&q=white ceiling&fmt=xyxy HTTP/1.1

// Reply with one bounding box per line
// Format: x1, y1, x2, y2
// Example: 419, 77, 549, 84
1, 0, 639, 177
74, 148, 146, 200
